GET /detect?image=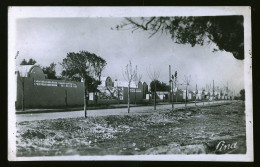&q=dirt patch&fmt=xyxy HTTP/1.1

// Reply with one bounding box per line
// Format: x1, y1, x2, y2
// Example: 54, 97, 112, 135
16, 101, 246, 156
